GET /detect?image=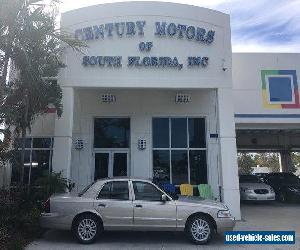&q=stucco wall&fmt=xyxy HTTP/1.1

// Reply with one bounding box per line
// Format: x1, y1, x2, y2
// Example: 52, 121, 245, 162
233, 53, 300, 126
71, 88, 221, 195
59, 1, 232, 89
